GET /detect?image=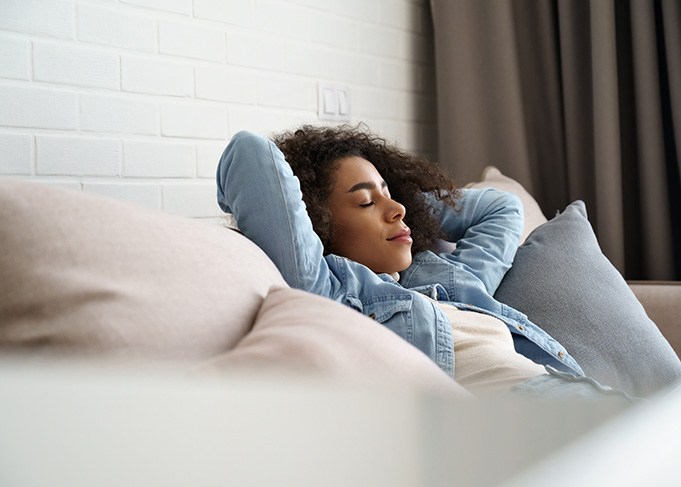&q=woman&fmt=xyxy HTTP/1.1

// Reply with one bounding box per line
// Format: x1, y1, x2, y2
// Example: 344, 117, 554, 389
217, 124, 629, 400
